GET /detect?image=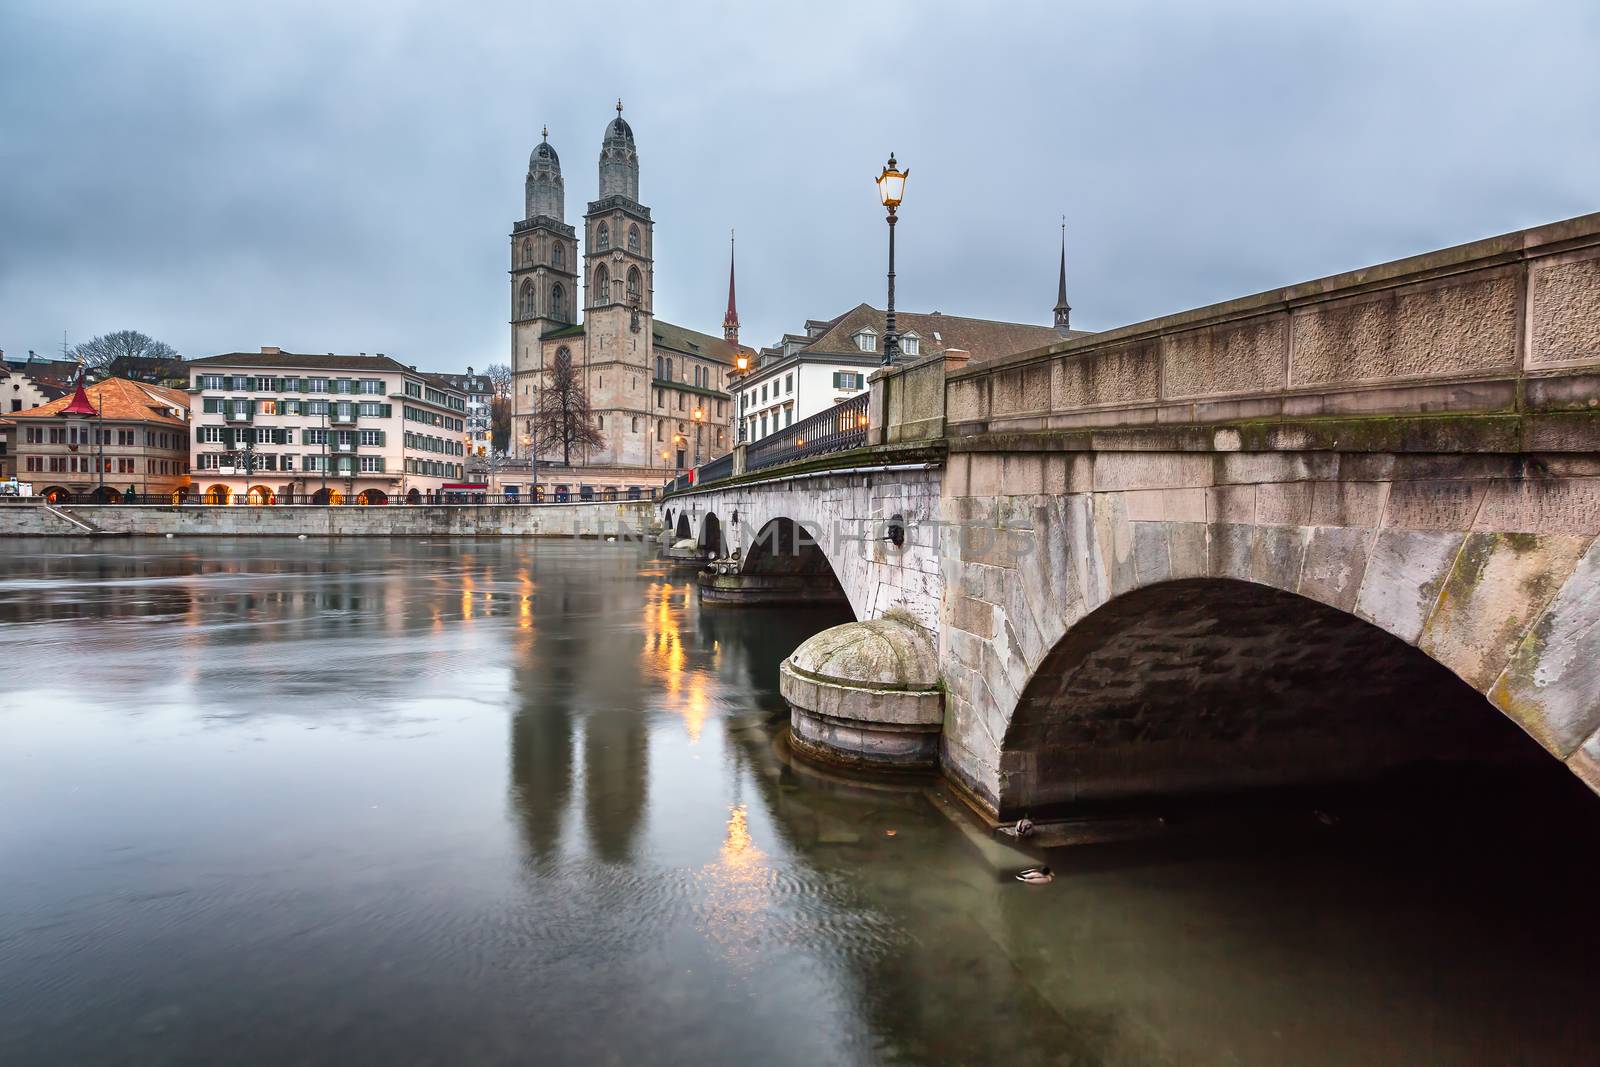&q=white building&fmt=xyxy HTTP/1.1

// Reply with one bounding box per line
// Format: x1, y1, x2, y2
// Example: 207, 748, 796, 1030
736, 304, 1077, 442
186, 349, 469, 504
